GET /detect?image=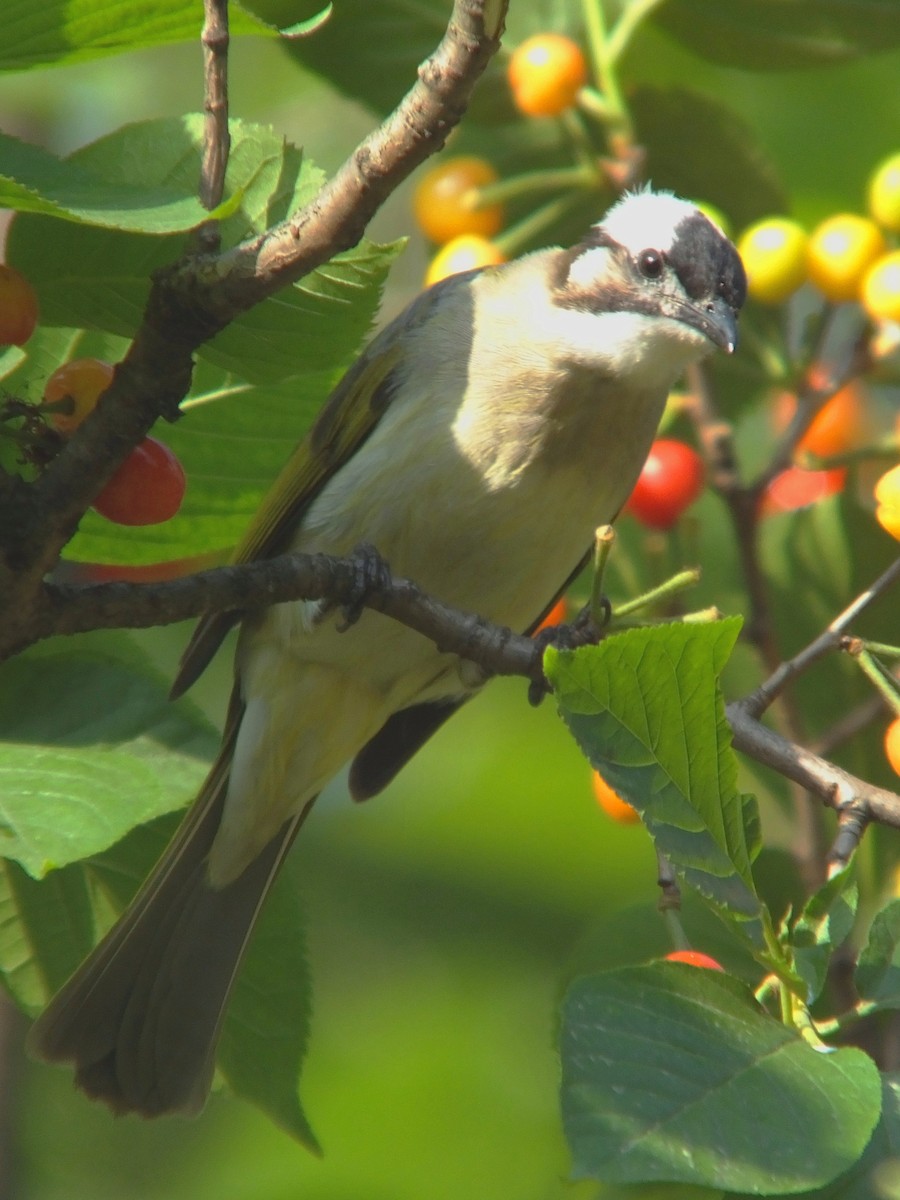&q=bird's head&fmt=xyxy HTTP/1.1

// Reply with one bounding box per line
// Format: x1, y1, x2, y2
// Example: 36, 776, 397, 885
550, 188, 747, 382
